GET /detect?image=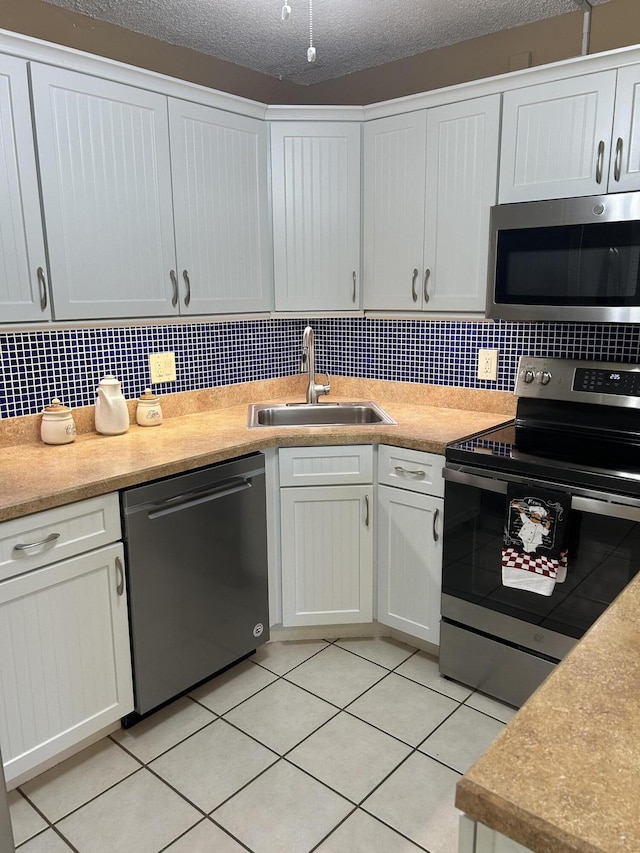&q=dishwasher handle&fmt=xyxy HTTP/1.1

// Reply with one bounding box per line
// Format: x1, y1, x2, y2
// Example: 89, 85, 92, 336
146, 477, 253, 519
